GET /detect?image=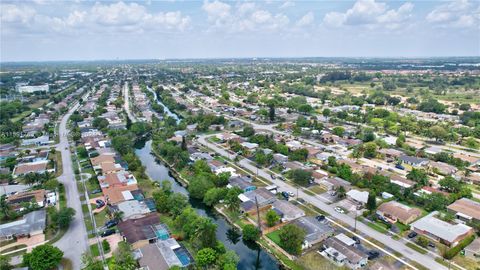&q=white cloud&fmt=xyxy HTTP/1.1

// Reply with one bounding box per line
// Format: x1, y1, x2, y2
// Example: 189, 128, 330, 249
426, 0, 479, 28
323, 0, 414, 29
1, 1, 191, 36
279, 1, 295, 10
0, 4, 36, 24
296, 12, 314, 27
202, 0, 289, 33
